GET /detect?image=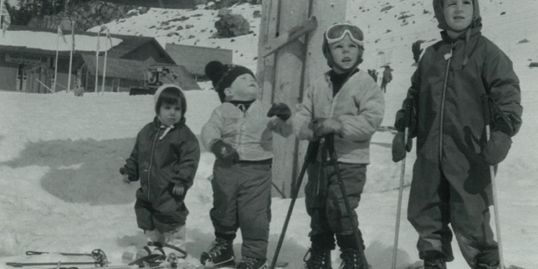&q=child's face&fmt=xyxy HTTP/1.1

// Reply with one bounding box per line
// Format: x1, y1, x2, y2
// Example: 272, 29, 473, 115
224, 73, 258, 101
328, 35, 361, 73
158, 103, 182, 126
443, 0, 474, 32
